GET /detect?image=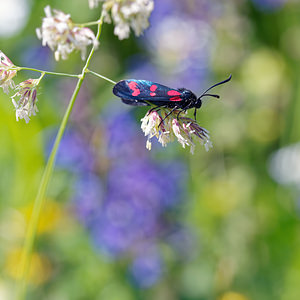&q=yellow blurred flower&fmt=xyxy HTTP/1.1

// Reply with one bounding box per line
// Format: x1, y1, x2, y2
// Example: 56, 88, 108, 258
4, 248, 52, 285
21, 199, 63, 234
219, 291, 249, 300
